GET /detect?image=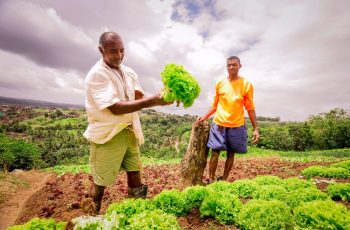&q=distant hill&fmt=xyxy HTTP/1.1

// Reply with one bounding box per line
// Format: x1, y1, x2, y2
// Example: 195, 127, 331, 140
0, 96, 84, 109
